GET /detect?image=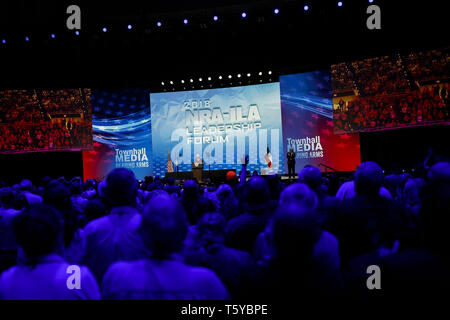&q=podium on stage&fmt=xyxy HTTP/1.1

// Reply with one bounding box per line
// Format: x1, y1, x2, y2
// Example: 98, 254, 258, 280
191, 161, 204, 182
